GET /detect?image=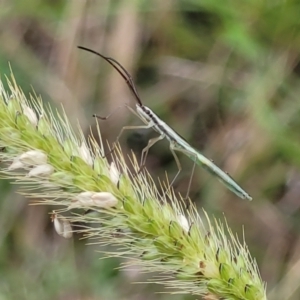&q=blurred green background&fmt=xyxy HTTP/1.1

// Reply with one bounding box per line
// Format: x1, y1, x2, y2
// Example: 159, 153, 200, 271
1, 0, 300, 299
